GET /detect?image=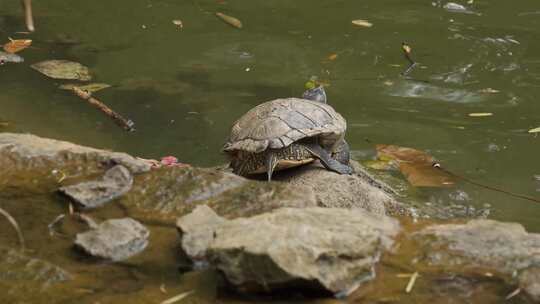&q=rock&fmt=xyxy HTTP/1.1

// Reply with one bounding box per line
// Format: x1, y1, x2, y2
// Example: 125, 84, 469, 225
59, 165, 133, 209
0, 133, 150, 193
275, 161, 405, 216
0, 246, 71, 291
177, 206, 400, 296
121, 166, 318, 222
74, 218, 150, 261
414, 219, 540, 300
